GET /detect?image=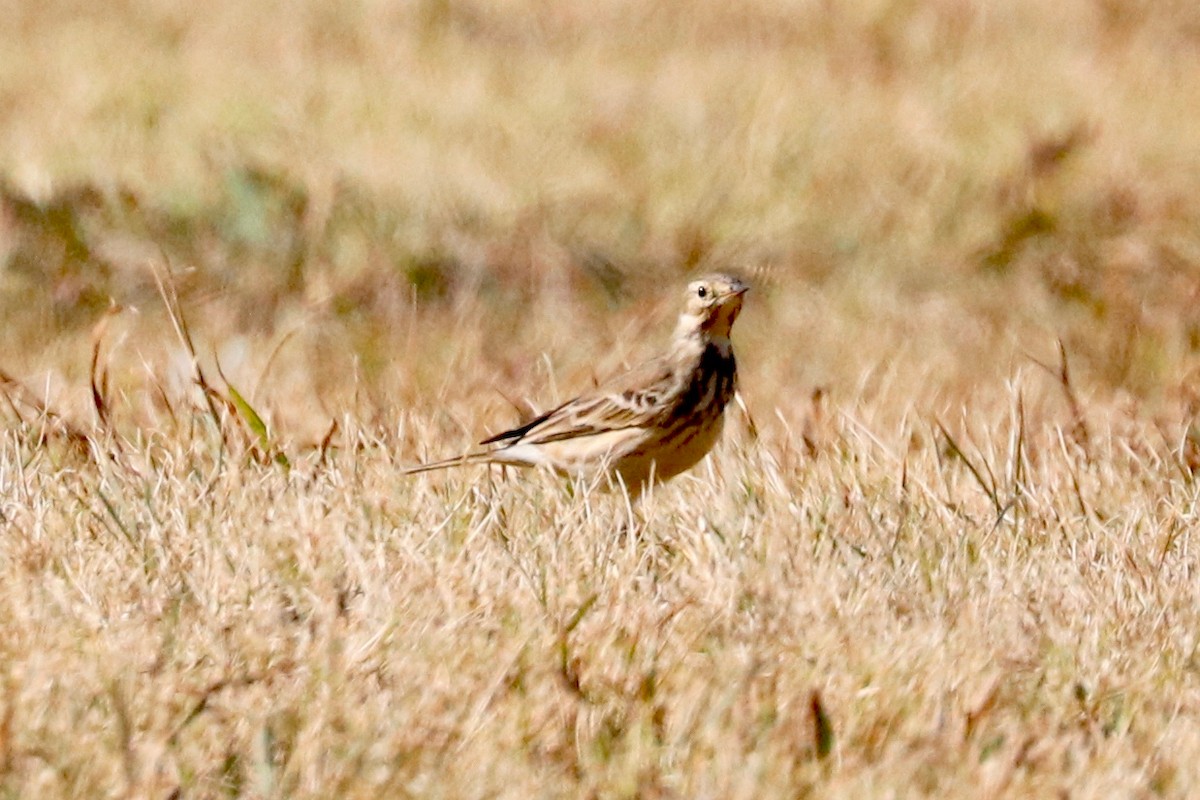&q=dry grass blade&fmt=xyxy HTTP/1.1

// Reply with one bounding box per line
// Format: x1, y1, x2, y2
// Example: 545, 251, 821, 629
1054, 339, 1090, 455
150, 254, 224, 440
168, 674, 273, 747
89, 303, 123, 433
250, 323, 303, 405
496, 388, 542, 428
1028, 340, 1091, 458
810, 690, 834, 761
316, 417, 340, 467
558, 594, 599, 703
215, 355, 290, 470
733, 390, 759, 440
936, 417, 1002, 516
0, 367, 92, 455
